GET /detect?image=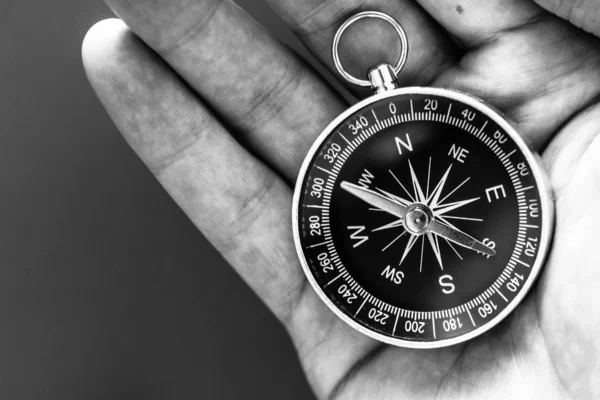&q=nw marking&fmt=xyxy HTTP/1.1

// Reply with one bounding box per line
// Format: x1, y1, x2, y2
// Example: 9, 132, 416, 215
358, 169, 375, 189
